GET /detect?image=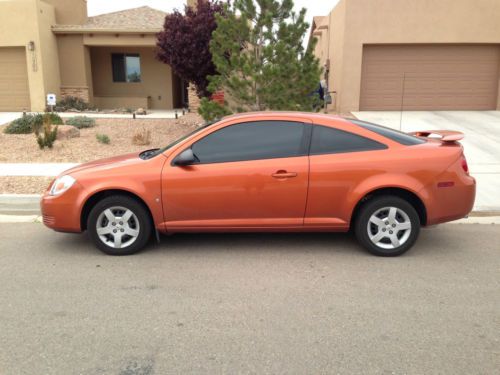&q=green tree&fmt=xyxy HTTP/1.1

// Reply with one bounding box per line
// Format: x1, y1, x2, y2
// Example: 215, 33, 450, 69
200, 0, 321, 121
